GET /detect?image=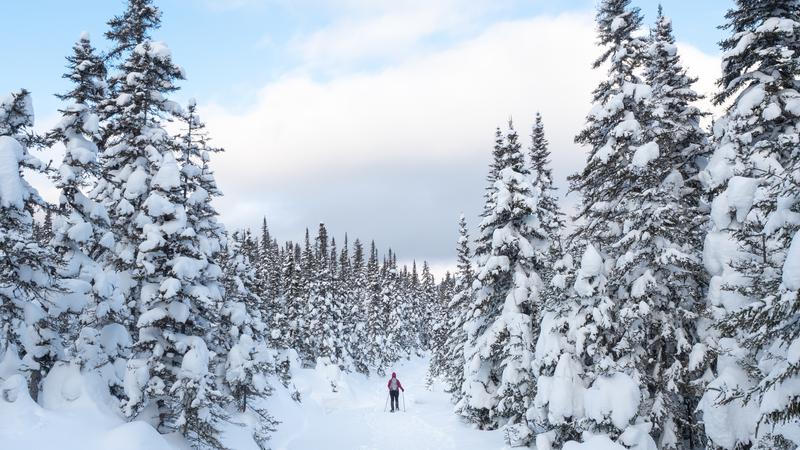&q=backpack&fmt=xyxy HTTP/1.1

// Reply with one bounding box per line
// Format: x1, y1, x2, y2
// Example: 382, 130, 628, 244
389, 378, 398, 390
